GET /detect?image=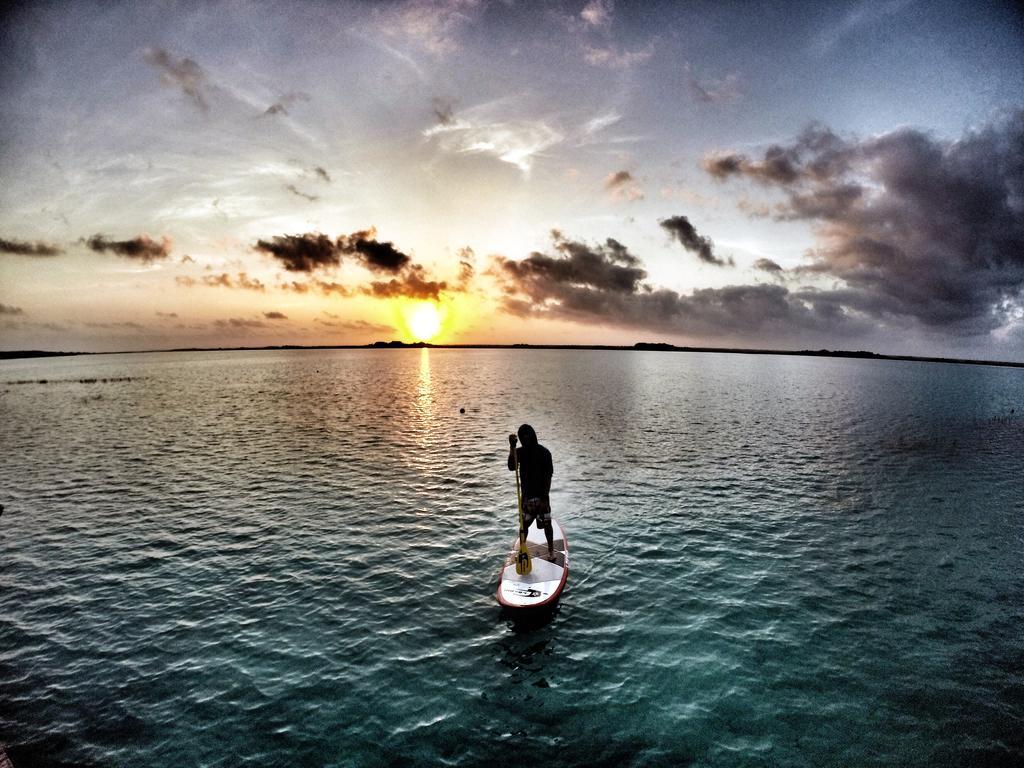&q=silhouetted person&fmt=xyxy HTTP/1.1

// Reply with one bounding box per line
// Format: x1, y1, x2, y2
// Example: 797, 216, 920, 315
508, 424, 554, 560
